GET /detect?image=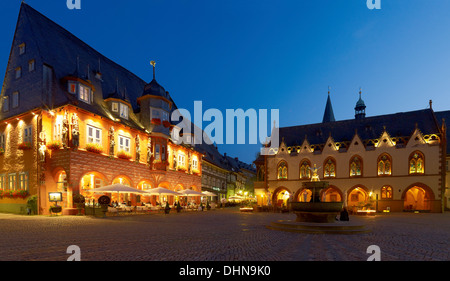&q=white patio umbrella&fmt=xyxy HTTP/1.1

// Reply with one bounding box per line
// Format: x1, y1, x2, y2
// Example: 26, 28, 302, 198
202, 191, 218, 197
92, 183, 148, 208
179, 189, 204, 196
145, 187, 182, 205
